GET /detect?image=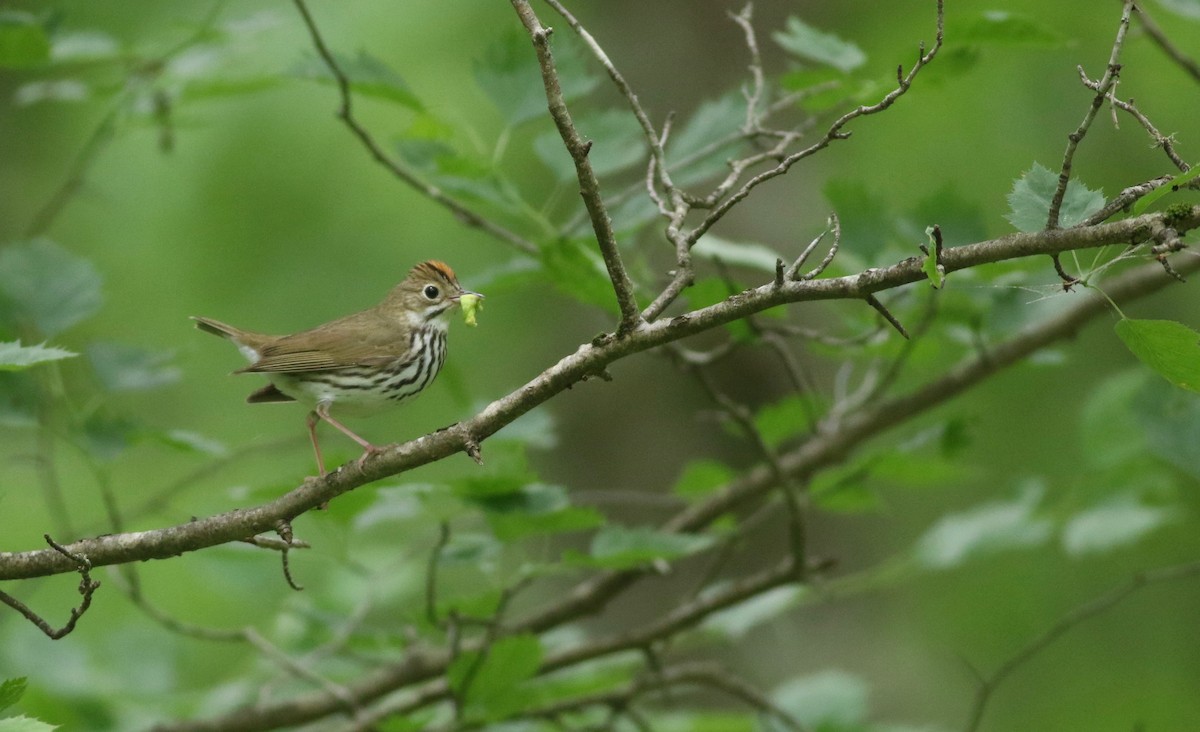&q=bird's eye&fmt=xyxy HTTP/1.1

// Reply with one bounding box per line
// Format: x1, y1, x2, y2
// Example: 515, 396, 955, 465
423, 285, 440, 300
